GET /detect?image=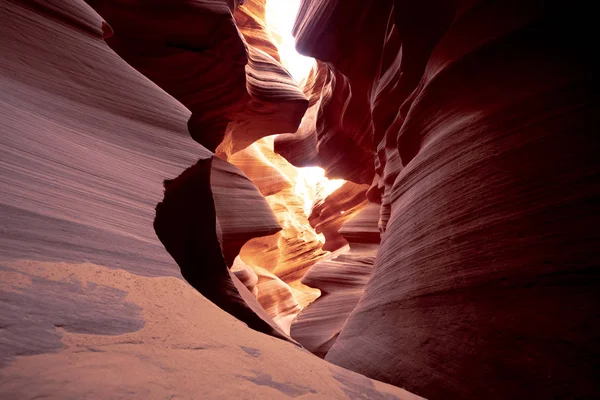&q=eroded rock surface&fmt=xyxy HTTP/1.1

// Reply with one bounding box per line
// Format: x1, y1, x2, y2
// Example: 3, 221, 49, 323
0, 1, 420, 398
3, 0, 599, 398
288, 0, 600, 398
88, 0, 307, 154
154, 158, 290, 342
229, 138, 336, 333
1, 261, 420, 400
291, 203, 381, 357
